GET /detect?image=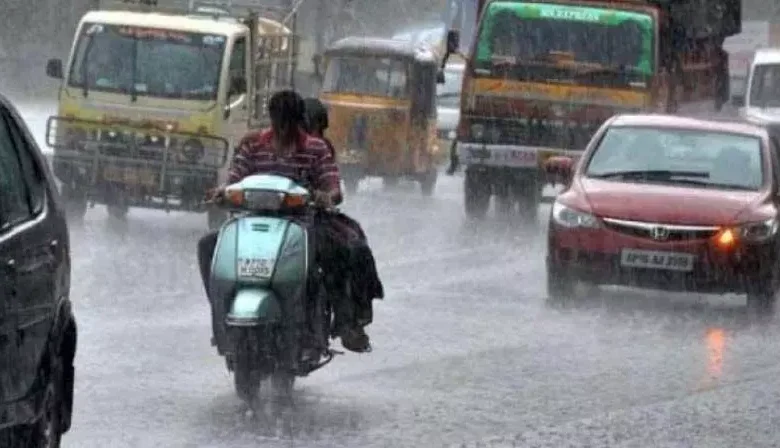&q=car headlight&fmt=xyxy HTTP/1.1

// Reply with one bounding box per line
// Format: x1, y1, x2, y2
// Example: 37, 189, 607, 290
551, 201, 600, 228
737, 218, 779, 242
471, 123, 485, 140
